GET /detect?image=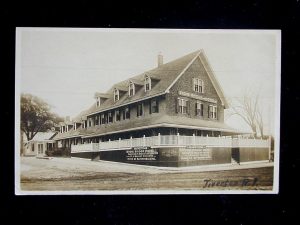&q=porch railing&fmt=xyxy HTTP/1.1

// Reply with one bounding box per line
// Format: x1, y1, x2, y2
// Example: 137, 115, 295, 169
71, 135, 270, 153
